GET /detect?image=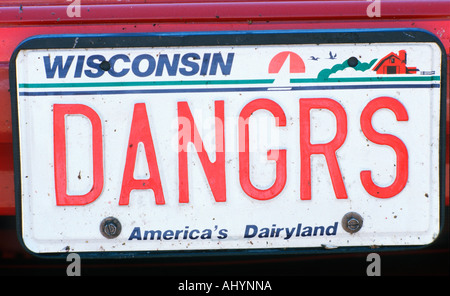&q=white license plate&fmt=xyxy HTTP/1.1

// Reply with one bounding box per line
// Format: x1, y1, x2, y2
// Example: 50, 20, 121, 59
10, 31, 446, 256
